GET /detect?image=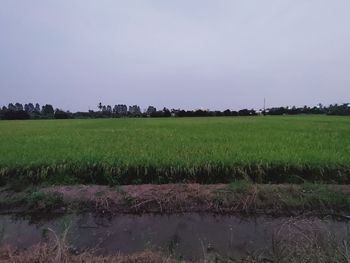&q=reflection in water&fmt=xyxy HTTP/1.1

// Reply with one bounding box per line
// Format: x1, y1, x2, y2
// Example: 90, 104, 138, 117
0, 213, 349, 260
